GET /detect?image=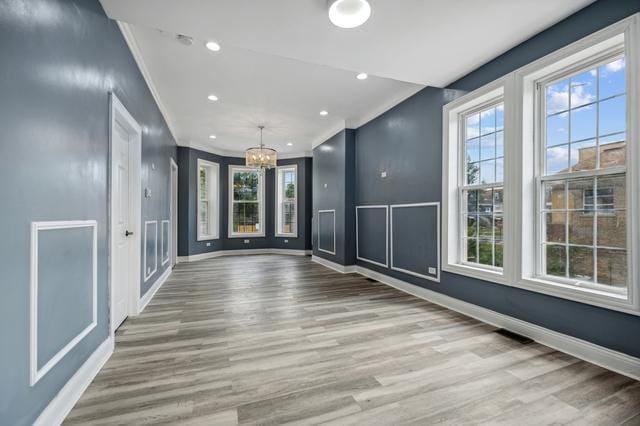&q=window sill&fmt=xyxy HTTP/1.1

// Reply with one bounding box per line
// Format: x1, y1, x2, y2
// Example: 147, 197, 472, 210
442, 262, 509, 286
275, 233, 298, 238
514, 277, 639, 316
197, 235, 219, 242
228, 233, 266, 239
